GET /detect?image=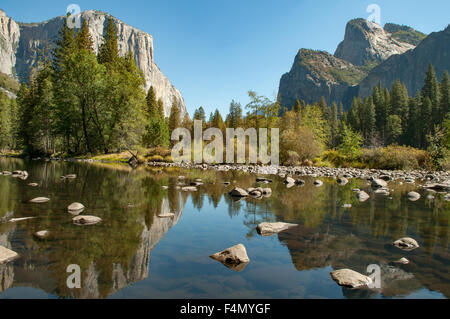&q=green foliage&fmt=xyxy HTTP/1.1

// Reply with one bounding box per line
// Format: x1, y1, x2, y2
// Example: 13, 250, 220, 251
0, 72, 20, 93
14, 16, 146, 156
360, 145, 429, 170
337, 123, 362, 159
384, 23, 427, 45
426, 126, 447, 170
